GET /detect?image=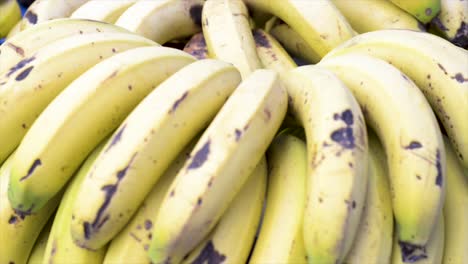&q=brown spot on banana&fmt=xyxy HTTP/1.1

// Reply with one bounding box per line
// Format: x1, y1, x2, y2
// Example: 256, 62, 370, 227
191, 241, 226, 264
187, 140, 210, 170
398, 241, 427, 262
6, 43, 25, 57
15, 66, 34, 81
24, 11, 38, 24
6, 56, 35, 77
451, 73, 468, 83
19, 158, 42, 181
404, 141, 423, 150
105, 124, 127, 152
169, 91, 189, 114
252, 30, 271, 48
